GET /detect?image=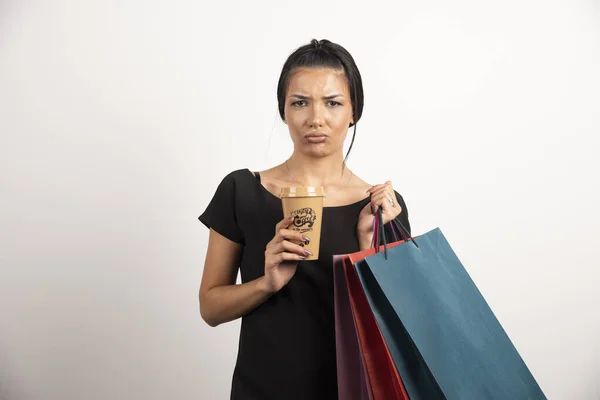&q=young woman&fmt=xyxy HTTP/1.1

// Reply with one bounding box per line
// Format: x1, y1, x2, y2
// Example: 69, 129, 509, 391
198, 39, 411, 399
